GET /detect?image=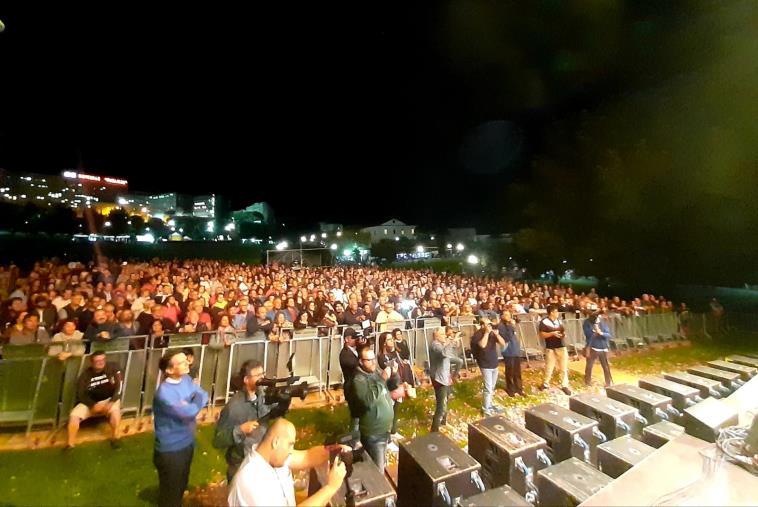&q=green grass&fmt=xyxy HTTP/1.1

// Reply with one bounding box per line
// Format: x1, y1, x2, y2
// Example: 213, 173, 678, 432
611, 337, 757, 376
1, 337, 750, 506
